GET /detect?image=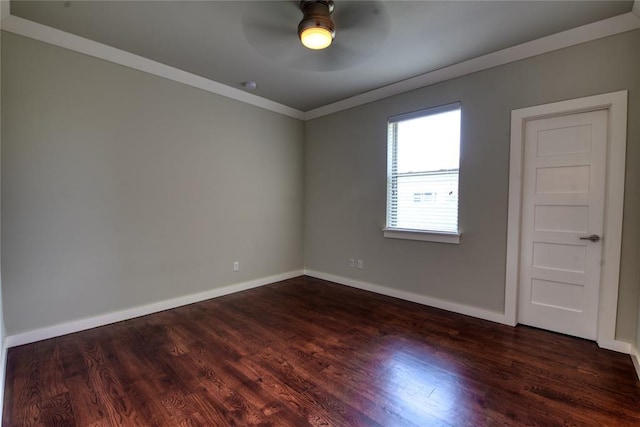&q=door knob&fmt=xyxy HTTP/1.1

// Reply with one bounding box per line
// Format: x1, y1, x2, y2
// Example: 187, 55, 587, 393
579, 234, 600, 242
